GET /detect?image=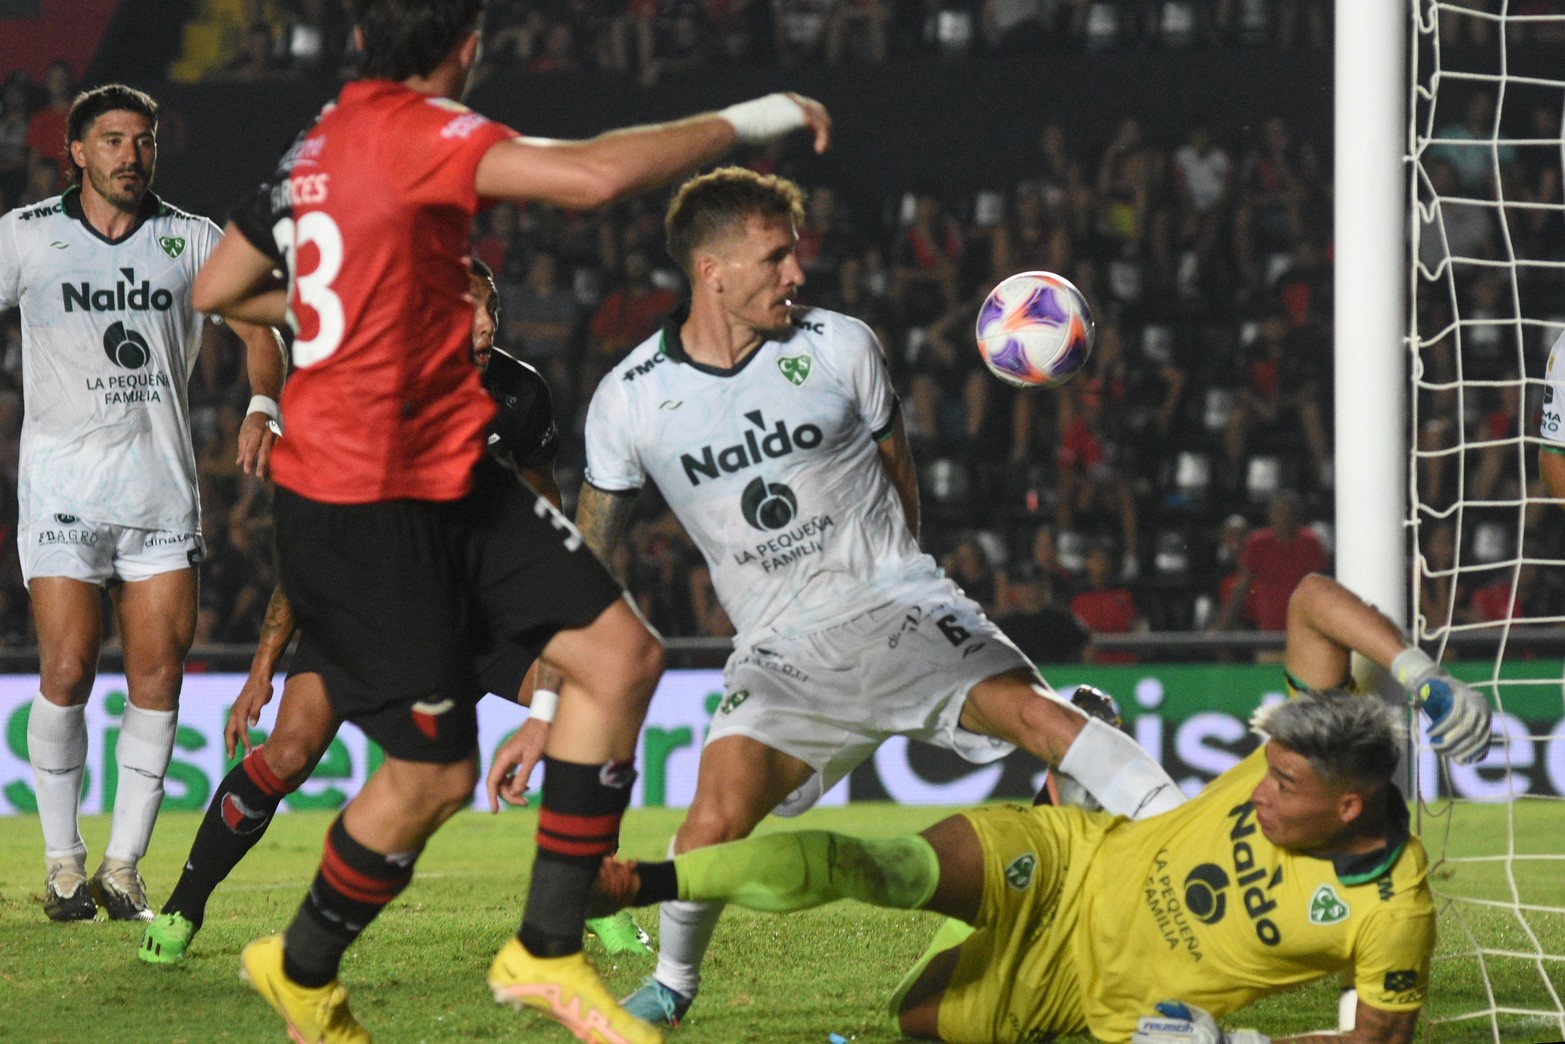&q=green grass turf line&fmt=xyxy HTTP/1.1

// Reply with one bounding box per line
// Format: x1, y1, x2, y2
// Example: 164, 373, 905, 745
0, 802, 1559, 1041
